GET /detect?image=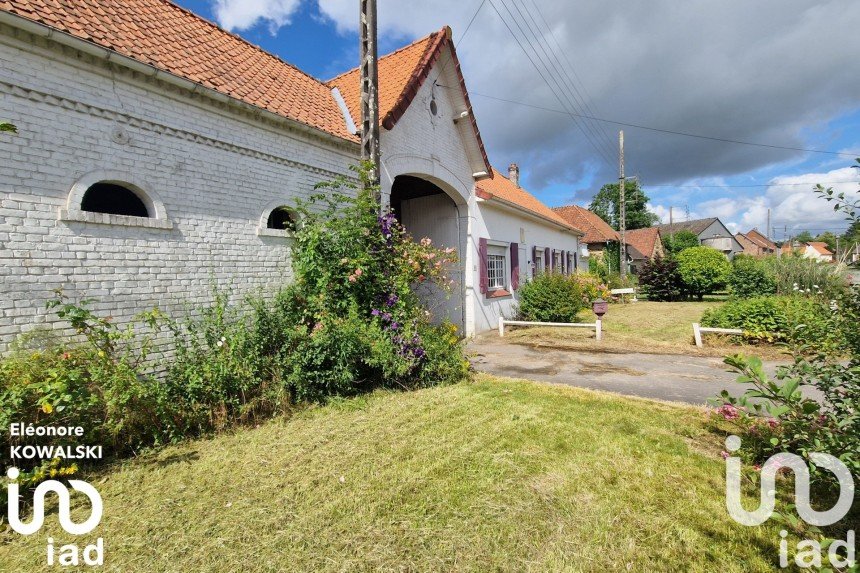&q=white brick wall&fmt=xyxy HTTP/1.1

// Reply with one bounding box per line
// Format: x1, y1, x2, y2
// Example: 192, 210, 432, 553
0, 27, 356, 350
